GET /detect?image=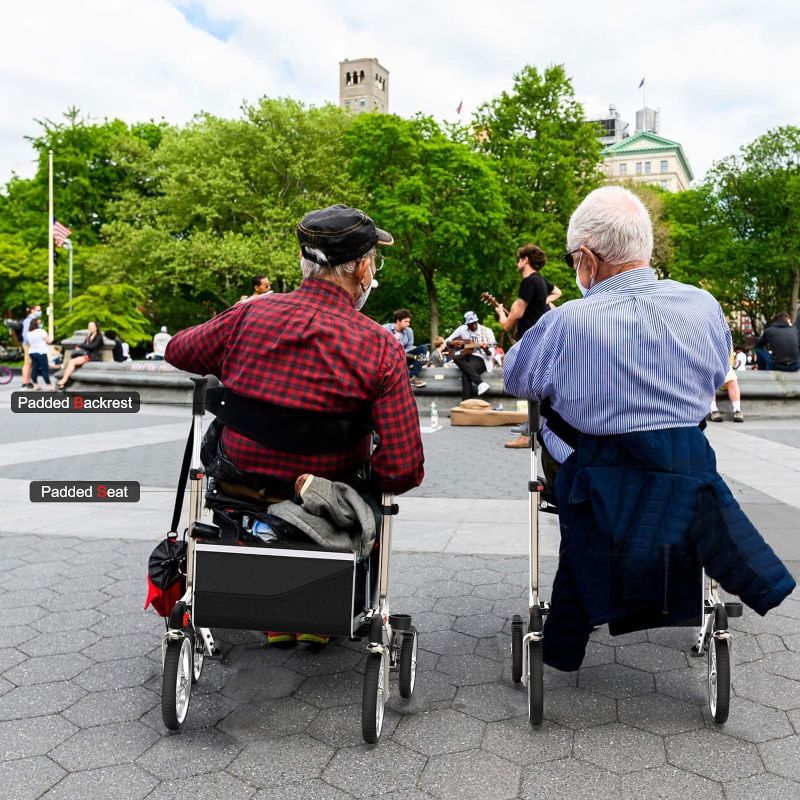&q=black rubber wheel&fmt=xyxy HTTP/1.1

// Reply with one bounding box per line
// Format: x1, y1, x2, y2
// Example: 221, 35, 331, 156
362, 652, 385, 743
709, 604, 730, 723
398, 628, 417, 699
528, 639, 544, 726
162, 637, 193, 731
511, 615, 523, 684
